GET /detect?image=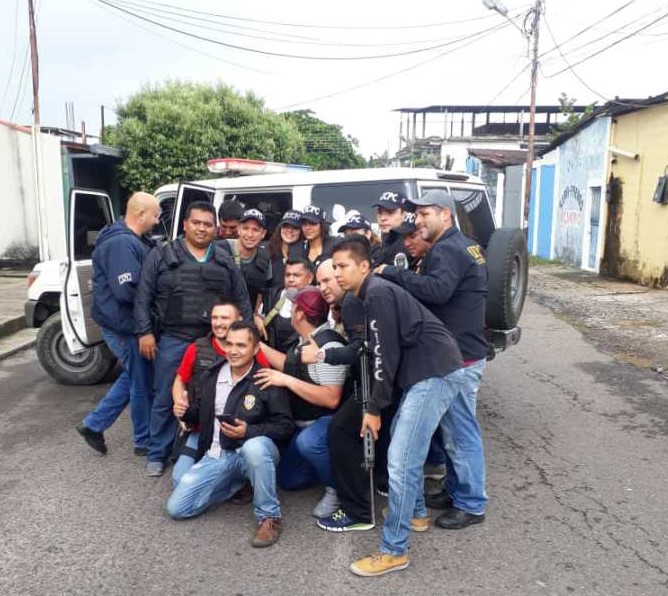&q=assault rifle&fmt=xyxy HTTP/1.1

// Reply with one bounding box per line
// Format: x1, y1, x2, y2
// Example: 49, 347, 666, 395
357, 323, 376, 526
